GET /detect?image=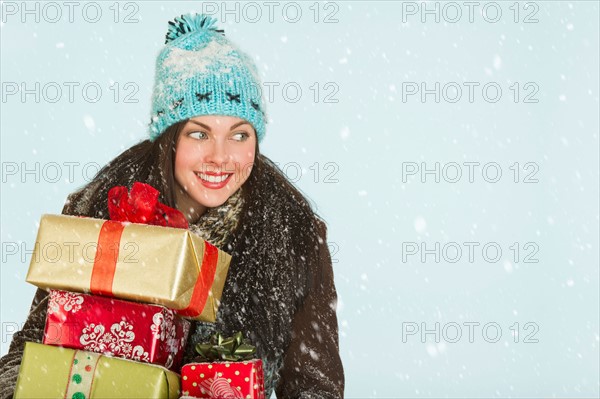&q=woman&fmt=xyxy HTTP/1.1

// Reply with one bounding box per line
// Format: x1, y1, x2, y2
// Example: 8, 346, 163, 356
0, 13, 344, 398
